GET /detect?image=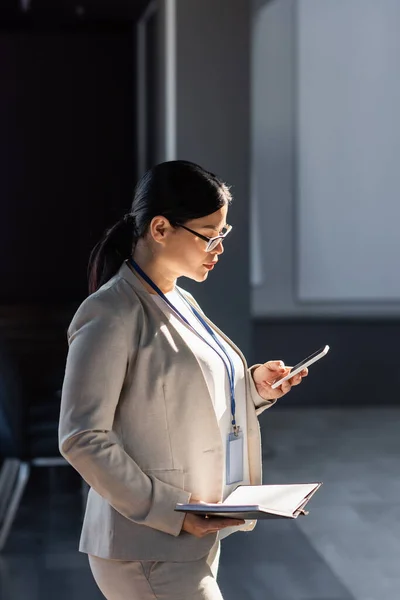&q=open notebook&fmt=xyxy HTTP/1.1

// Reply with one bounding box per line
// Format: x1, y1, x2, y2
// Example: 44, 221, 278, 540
175, 483, 322, 520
